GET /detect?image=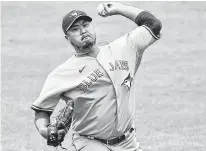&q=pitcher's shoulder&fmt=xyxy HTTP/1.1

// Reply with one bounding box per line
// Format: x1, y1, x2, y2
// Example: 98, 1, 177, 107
48, 55, 83, 77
